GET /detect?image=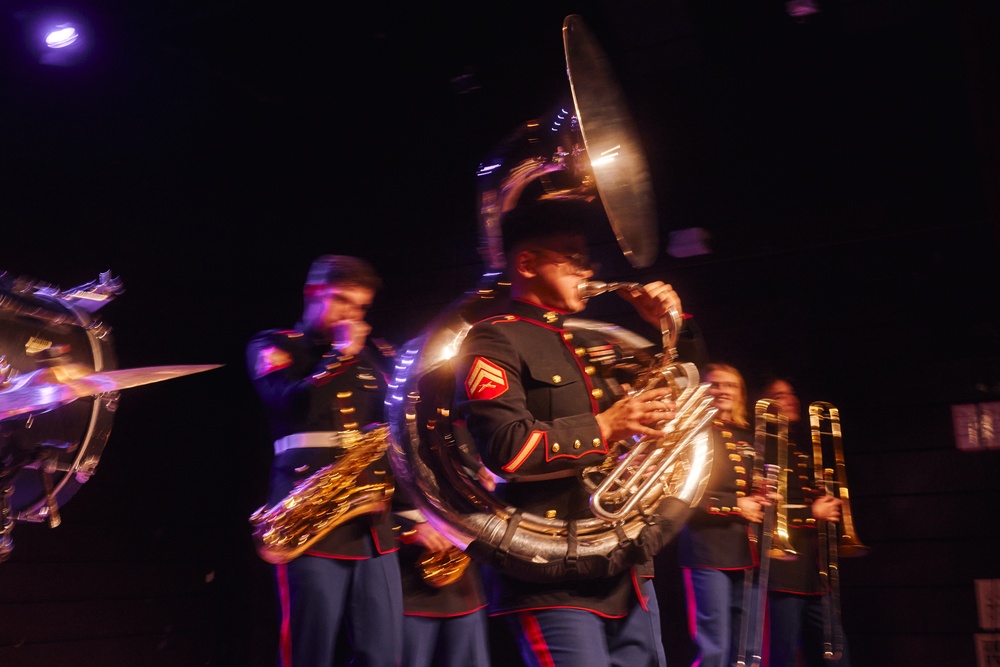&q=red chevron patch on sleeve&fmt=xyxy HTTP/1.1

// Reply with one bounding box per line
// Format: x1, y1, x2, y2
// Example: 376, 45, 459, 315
255, 345, 292, 378
465, 356, 508, 400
